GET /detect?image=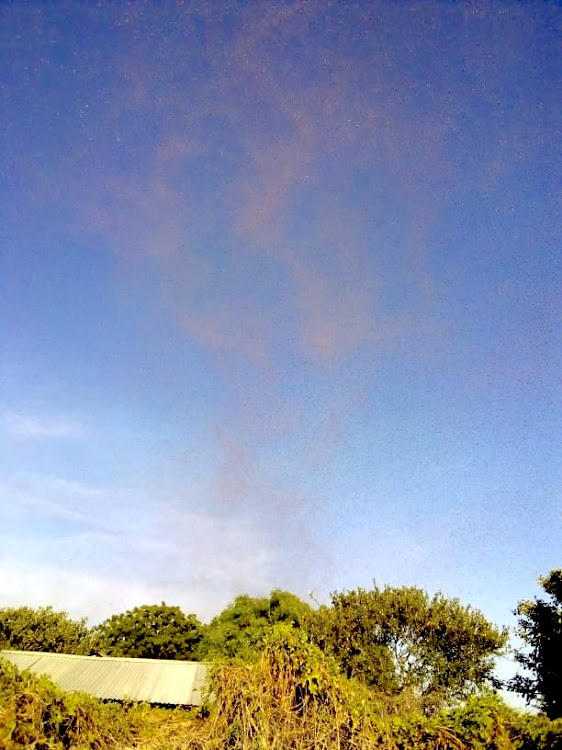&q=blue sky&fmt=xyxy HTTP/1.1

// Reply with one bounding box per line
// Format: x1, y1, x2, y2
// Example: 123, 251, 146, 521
1, 0, 560, 683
